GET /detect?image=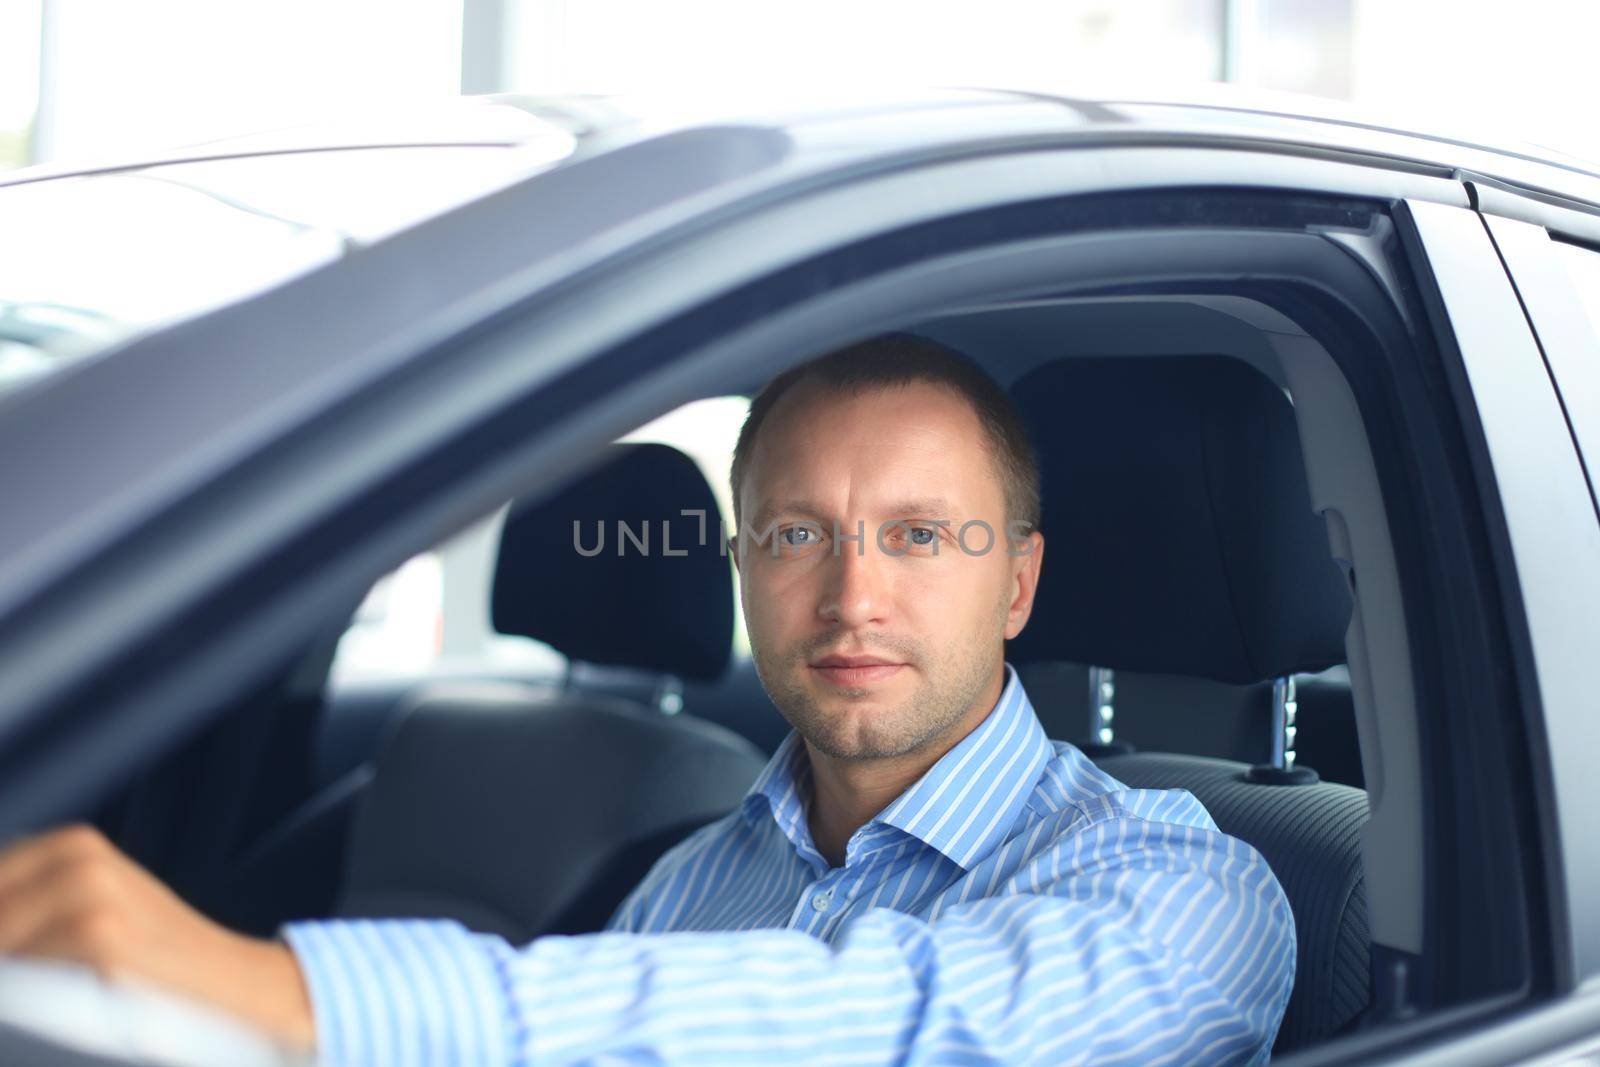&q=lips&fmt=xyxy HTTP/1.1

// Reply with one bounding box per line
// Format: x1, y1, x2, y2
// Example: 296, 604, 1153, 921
809, 654, 907, 687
